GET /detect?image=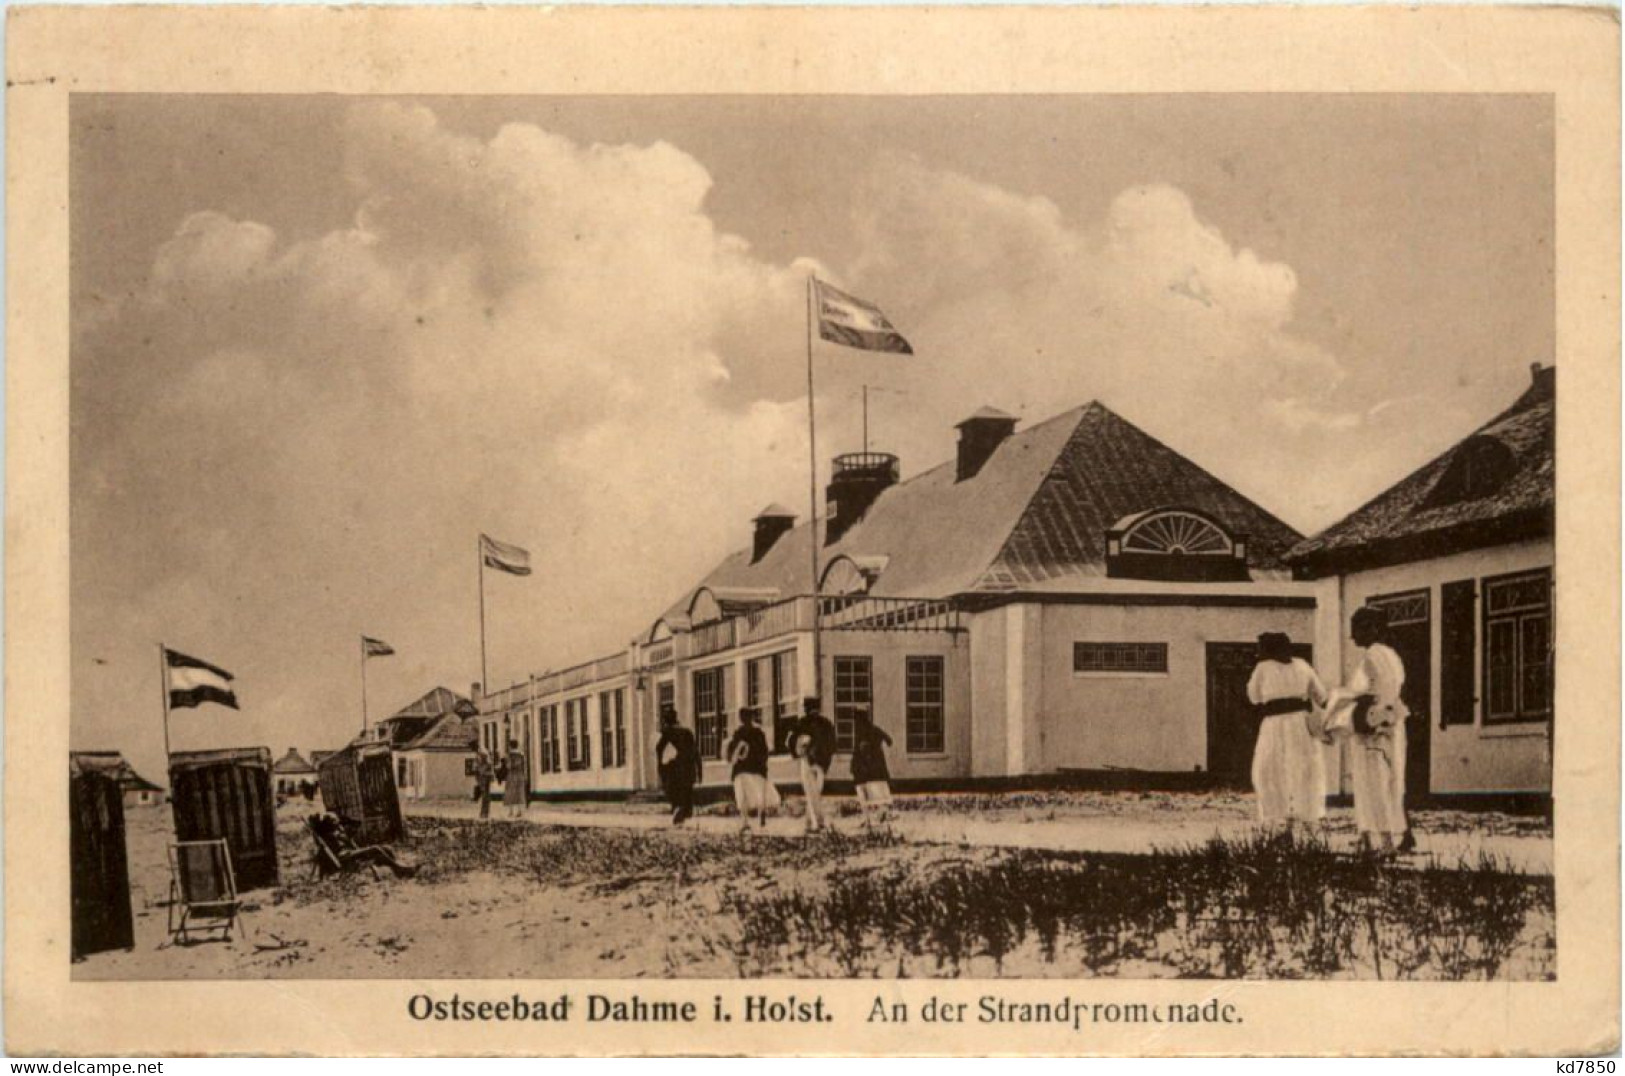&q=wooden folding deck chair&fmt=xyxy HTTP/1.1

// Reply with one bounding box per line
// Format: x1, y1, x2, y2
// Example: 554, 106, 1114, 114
167, 839, 248, 945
